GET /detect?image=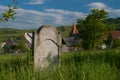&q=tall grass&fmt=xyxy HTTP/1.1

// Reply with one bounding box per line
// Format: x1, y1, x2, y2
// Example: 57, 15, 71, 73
0, 49, 120, 80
